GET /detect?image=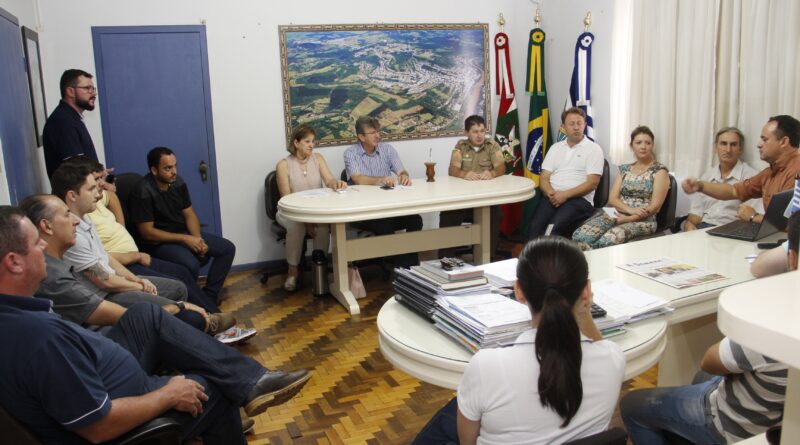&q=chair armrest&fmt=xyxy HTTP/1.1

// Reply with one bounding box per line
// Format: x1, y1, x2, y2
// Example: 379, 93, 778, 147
107, 416, 182, 445
564, 427, 628, 445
